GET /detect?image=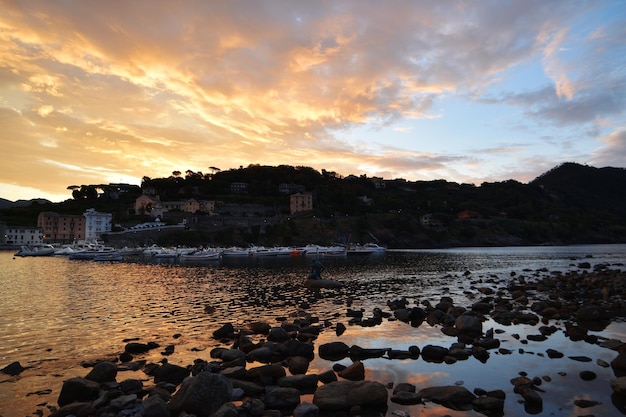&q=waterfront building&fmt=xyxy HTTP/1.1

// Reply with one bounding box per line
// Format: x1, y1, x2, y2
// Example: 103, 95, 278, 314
84, 208, 112, 242
37, 212, 85, 243
4, 227, 44, 246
